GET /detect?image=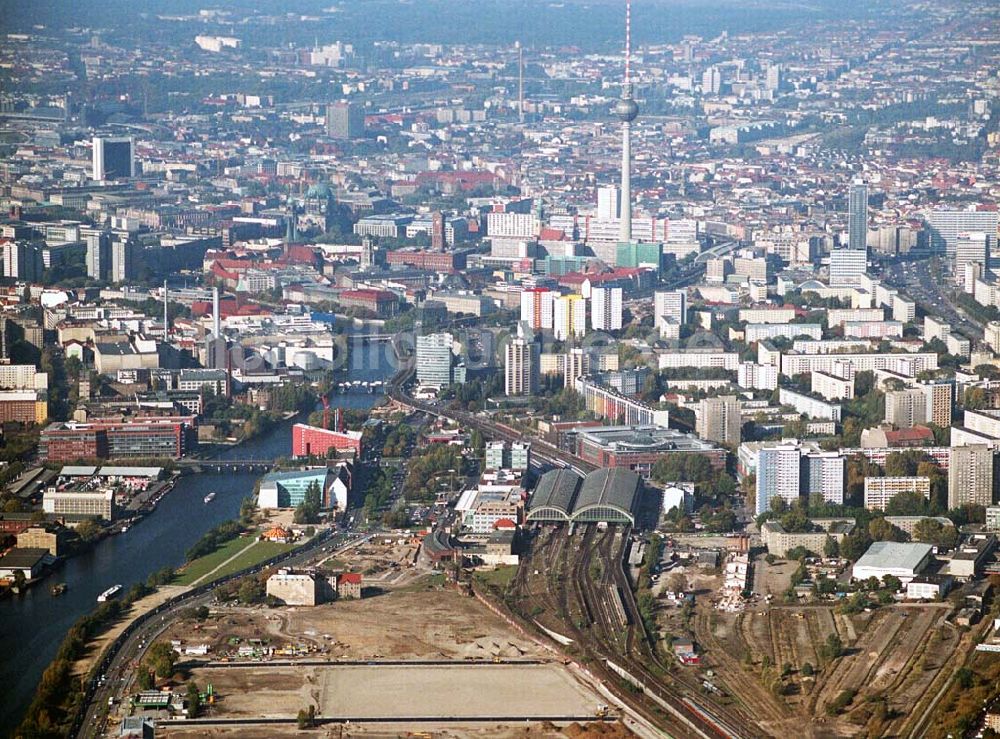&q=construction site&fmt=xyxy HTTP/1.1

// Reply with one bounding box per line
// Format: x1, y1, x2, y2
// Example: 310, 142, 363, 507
155, 584, 622, 736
